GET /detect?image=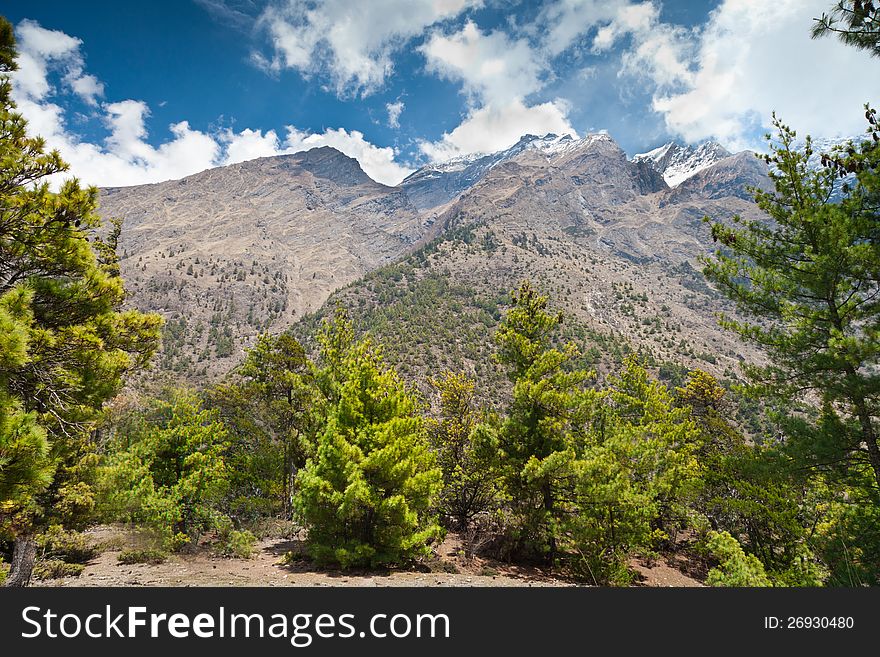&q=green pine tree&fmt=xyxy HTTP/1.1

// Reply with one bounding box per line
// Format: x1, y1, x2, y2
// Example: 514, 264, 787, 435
232, 332, 319, 517
97, 391, 229, 549
703, 115, 880, 494
0, 17, 162, 586
812, 1, 880, 57
294, 311, 442, 568
427, 371, 502, 533
494, 281, 590, 565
